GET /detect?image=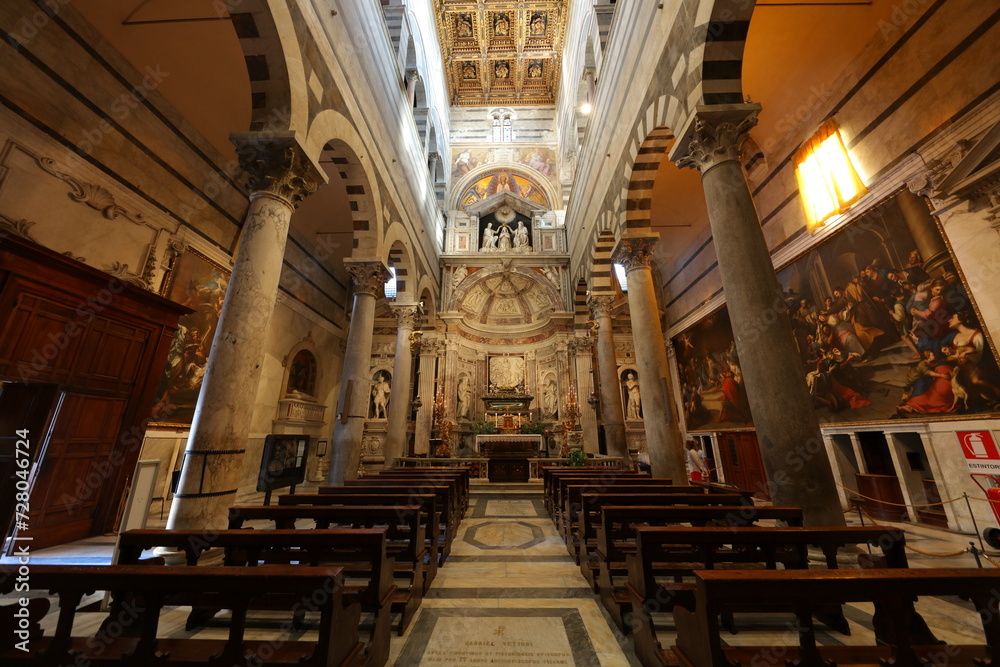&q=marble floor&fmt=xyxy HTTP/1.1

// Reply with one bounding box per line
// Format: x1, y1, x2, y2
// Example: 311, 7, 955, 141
3, 481, 996, 666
